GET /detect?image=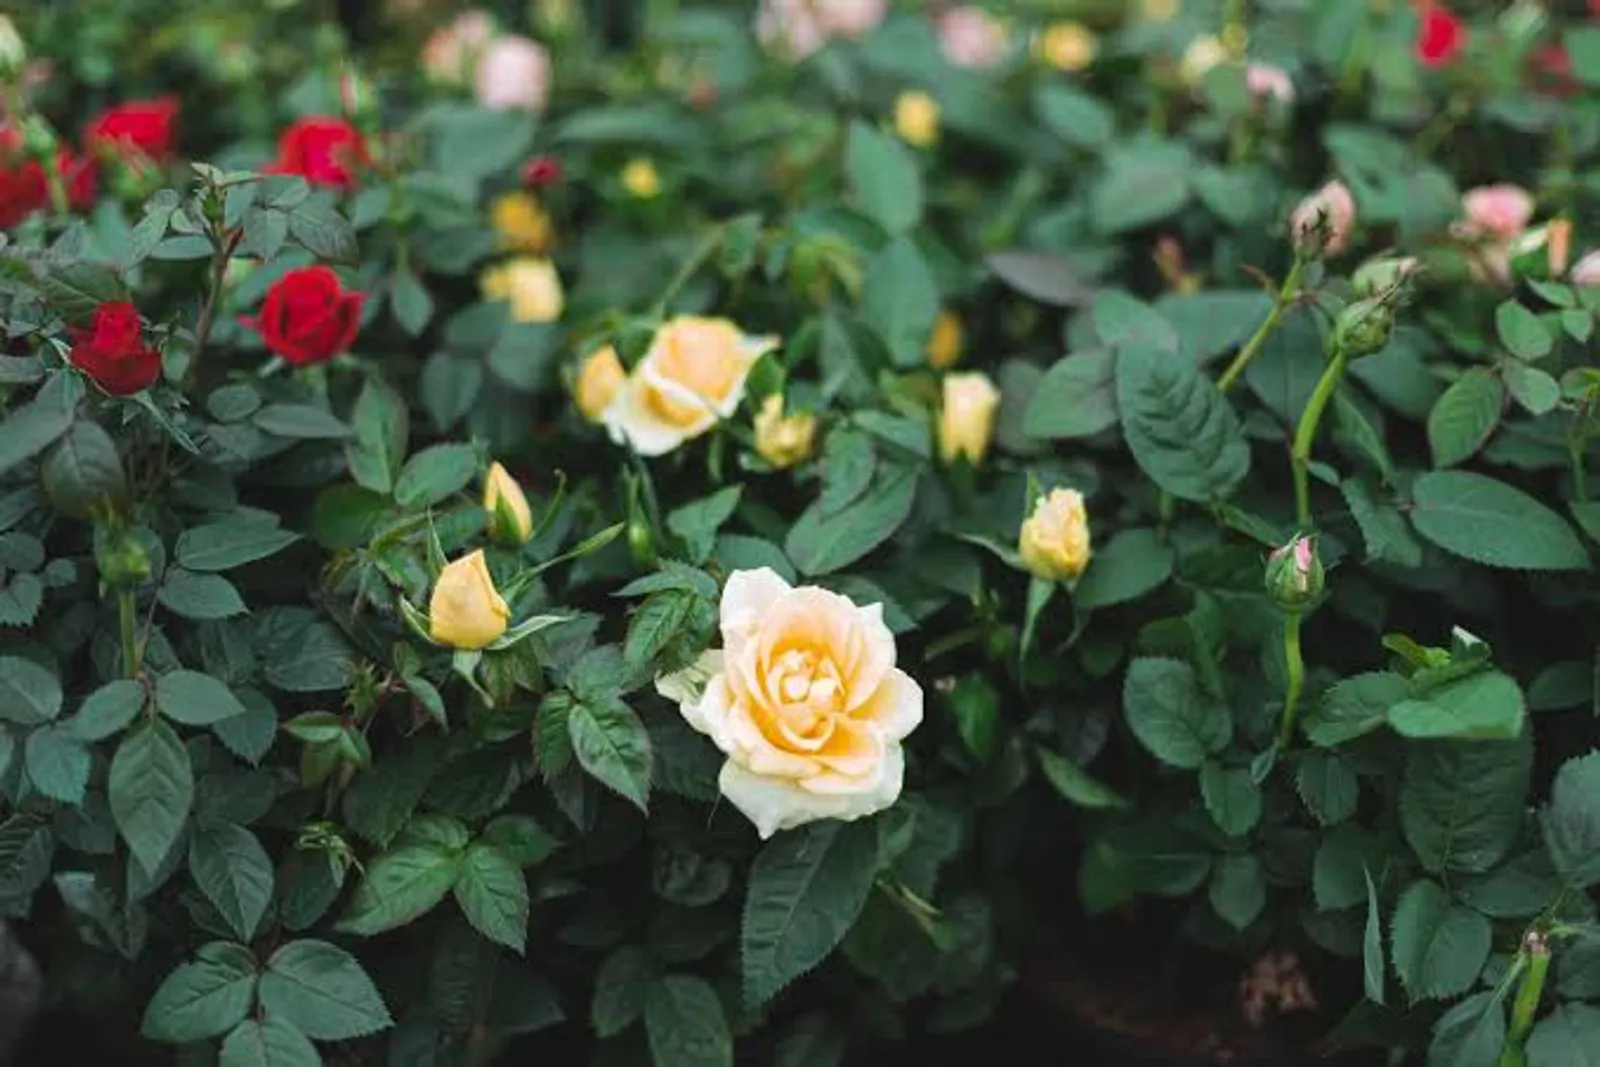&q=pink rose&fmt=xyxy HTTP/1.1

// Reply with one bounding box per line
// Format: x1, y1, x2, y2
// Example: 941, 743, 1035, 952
475, 34, 551, 112
422, 10, 494, 86
1245, 63, 1295, 104
1290, 180, 1356, 257
937, 6, 1008, 69
1573, 250, 1600, 288
1457, 184, 1533, 241
755, 0, 886, 60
